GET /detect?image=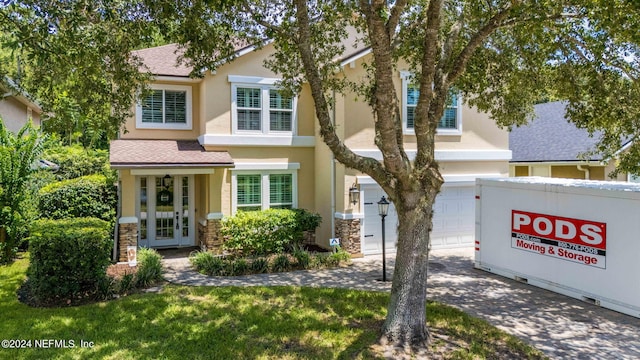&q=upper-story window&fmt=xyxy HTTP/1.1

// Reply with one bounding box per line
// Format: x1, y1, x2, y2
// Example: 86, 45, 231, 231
136, 84, 192, 130
401, 71, 462, 135
229, 75, 297, 135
